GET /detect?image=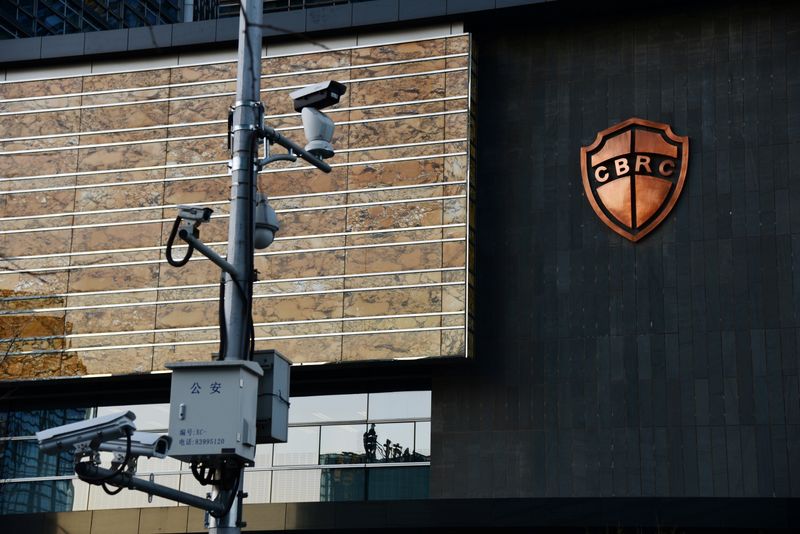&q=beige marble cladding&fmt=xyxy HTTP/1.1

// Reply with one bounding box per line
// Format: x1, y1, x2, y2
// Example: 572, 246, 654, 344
0, 36, 473, 379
